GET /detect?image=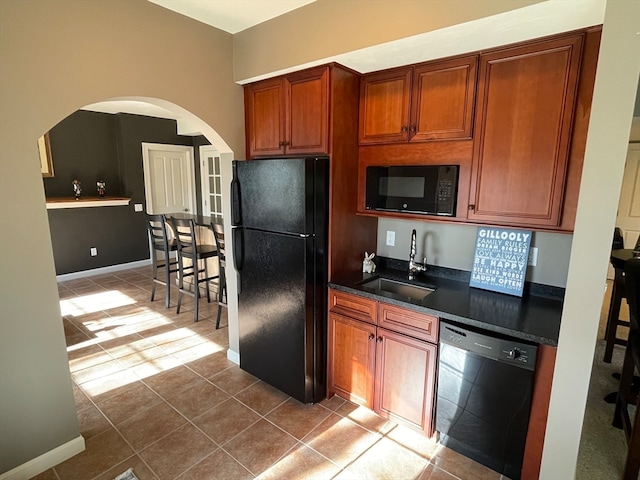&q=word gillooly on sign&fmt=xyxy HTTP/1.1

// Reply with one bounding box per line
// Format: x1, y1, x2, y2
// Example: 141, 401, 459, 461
469, 227, 532, 297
